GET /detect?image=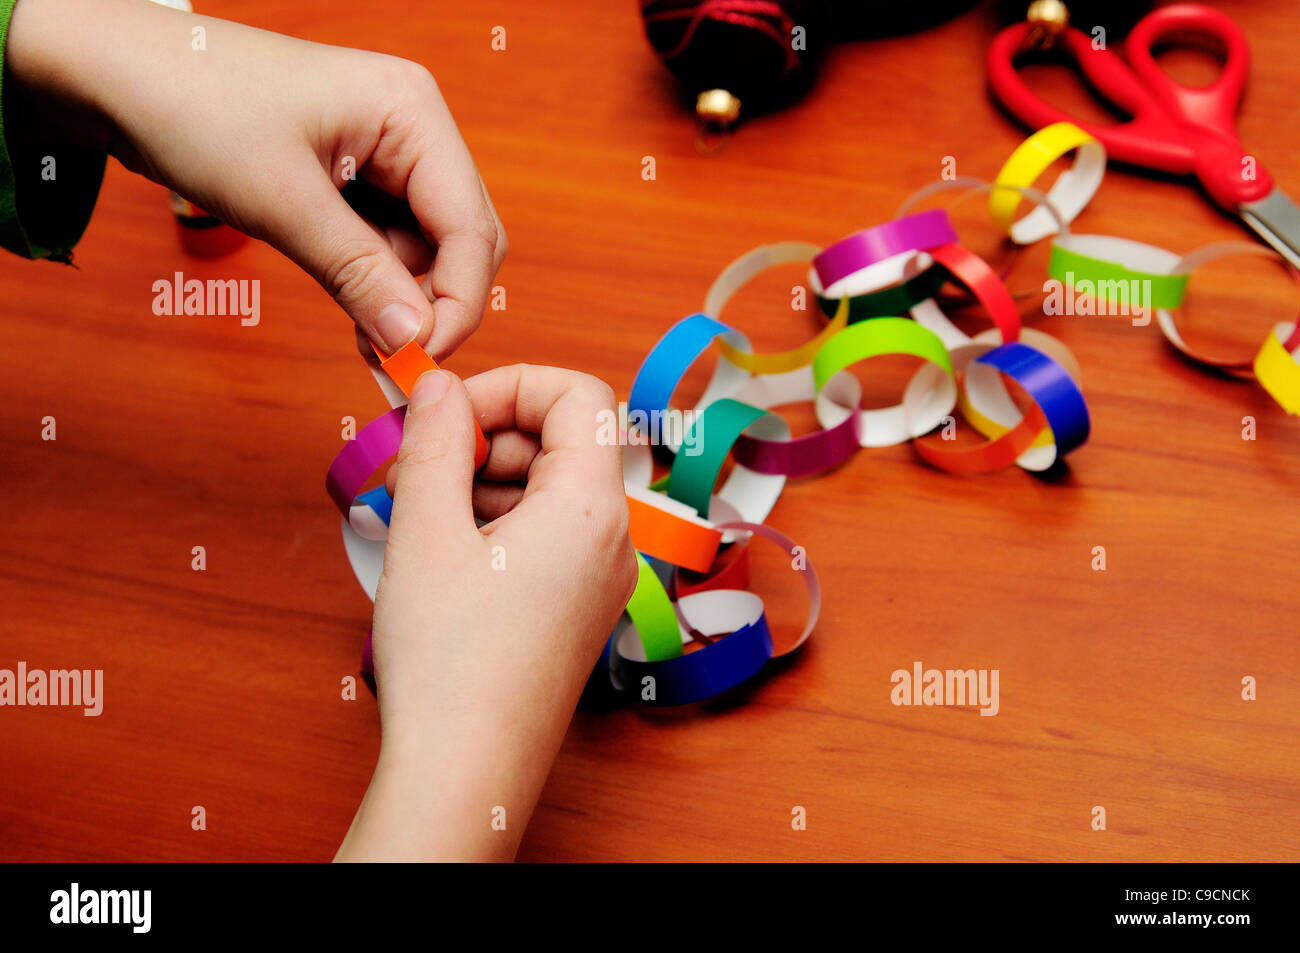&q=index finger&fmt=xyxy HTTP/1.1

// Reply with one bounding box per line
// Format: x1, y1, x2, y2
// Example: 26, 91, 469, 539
408, 137, 502, 360
355, 71, 504, 359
